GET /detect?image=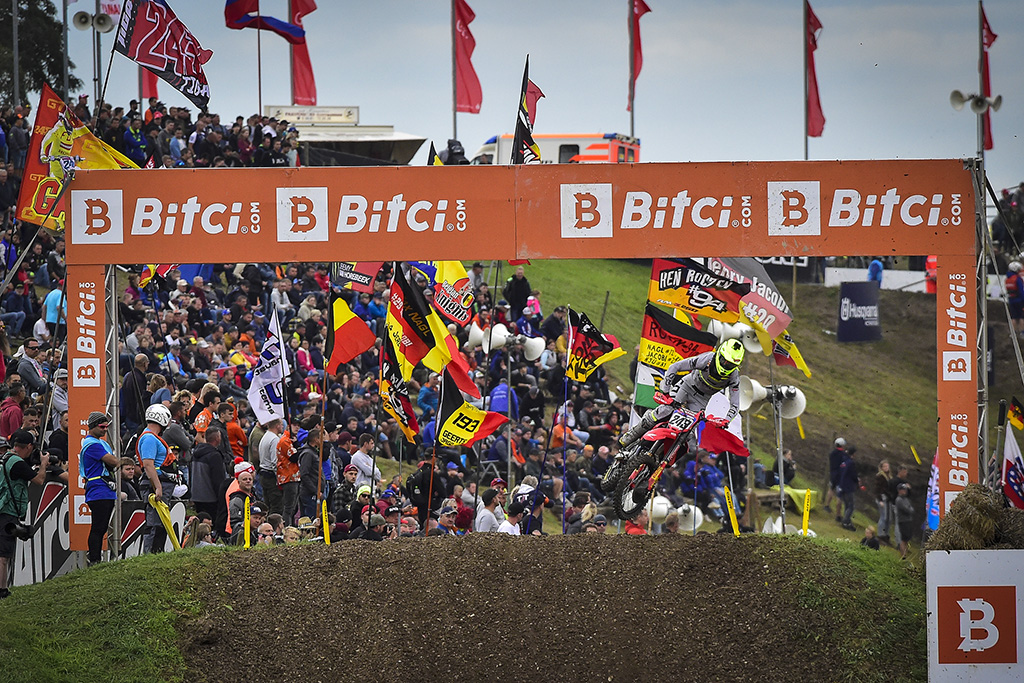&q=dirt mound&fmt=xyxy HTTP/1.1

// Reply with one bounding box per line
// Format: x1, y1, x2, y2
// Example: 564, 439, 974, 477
182, 535, 921, 682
